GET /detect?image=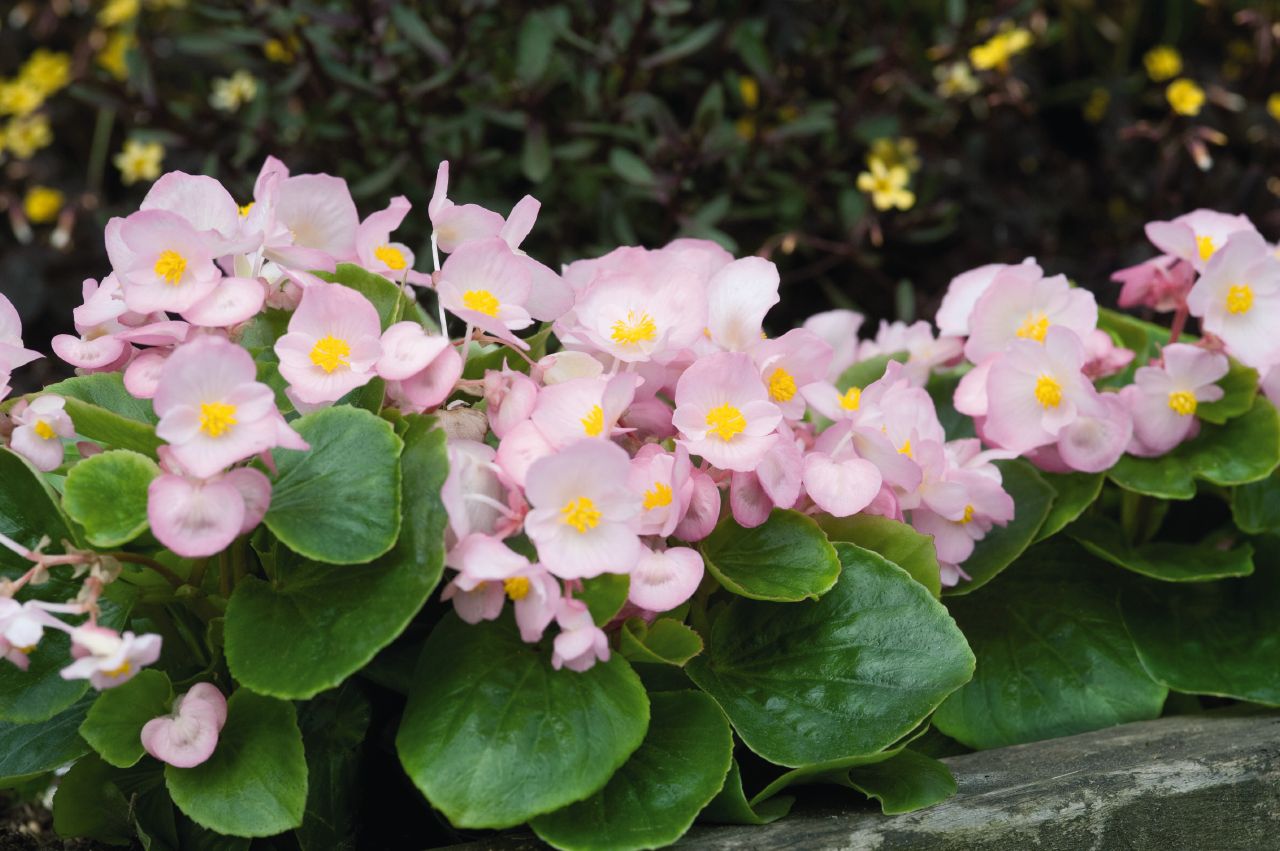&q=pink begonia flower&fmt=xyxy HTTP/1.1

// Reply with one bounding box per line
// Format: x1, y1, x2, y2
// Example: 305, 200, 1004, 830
524, 440, 641, 580
484, 367, 539, 438
10, 395, 73, 472
551, 598, 610, 673
755, 423, 805, 508
1261, 364, 1280, 404
105, 211, 224, 314
499, 196, 574, 322
629, 546, 704, 612
751, 329, 834, 419
935, 259, 1042, 338
148, 460, 272, 558
123, 351, 170, 399
61, 626, 162, 690
0, 599, 61, 671
628, 444, 694, 537
672, 352, 781, 472
441, 534, 531, 624
1146, 209, 1258, 272
1082, 329, 1135, 380
1122, 343, 1228, 456
154, 337, 306, 478
429, 161, 506, 254
705, 257, 781, 352
729, 471, 774, 528
1185, 232, 1280, 371
802, 448, 882, 518
896, 439, 968, 517
181, 277, 266, 328
436, 238, 534, 349
140, 683, 228, 768
1112, 254, 1195, 312
356, 195, 431, 285
964, 270, 1098, 364
563, 266, 707, 363
982, 327, 1096, 455
275, 283, 384, 406
140, 172, 260, 256
271, 172, 360, 268
1049, 392, 1132, 473
859, 320, 964, 386
537, 350, 605, 385
802, 309, 865, 380
673, 467, 722, 542
494, 419, 555, 488
440, 440, 518, 544
530, 374, 639, 449
377, 321, 462, 411
0, 293, 42, 382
